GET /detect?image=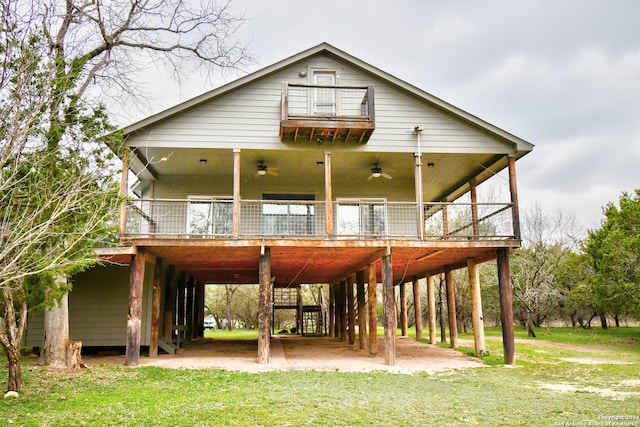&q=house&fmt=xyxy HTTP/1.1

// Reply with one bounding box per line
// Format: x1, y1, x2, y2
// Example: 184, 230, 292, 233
25, 43, 532, 366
